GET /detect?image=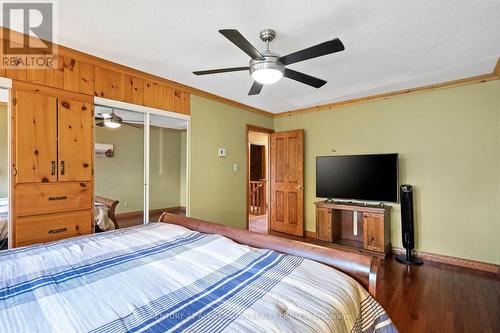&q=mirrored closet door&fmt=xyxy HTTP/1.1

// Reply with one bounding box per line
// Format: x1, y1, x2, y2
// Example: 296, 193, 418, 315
94, 101, 188, 231
148, 114, 188, 221
0, 88, 10, 250
94, 106, 145, 230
